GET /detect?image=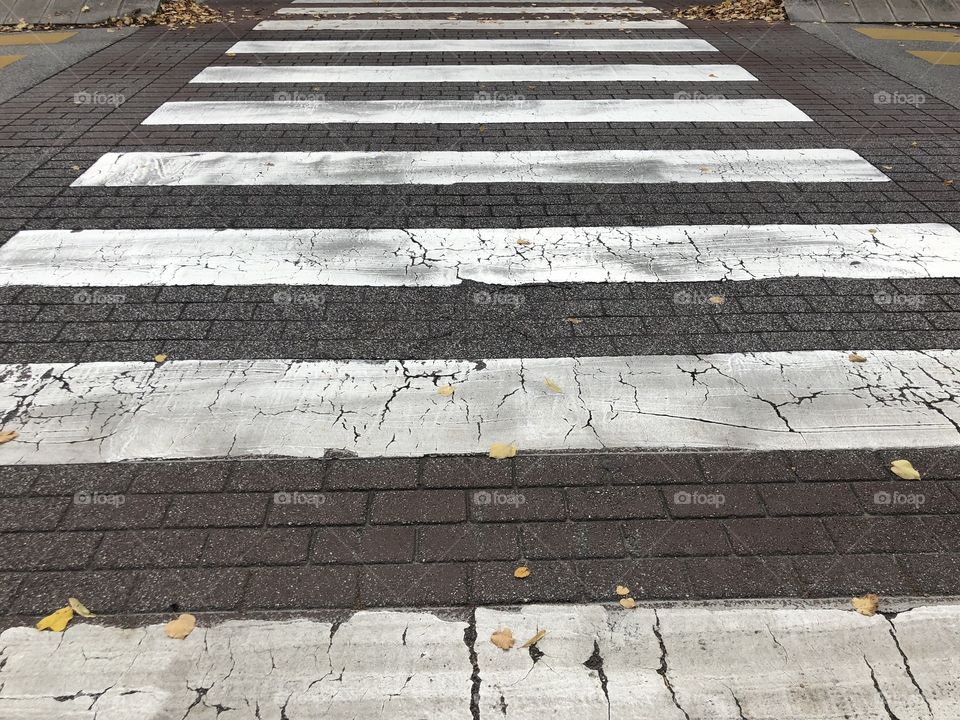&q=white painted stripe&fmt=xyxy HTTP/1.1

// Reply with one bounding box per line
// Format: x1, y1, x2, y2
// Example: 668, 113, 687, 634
190, 63, 755, 84
2, 606, 955, 719
1, 225, 954, 287
2, 350, 959, 464
145, 99, 806, 125
226, 38, 718, 52
71, 150, 889, 186
276, 4, 660, 13
254, 18, 687, 28
291, 0, 658, 3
